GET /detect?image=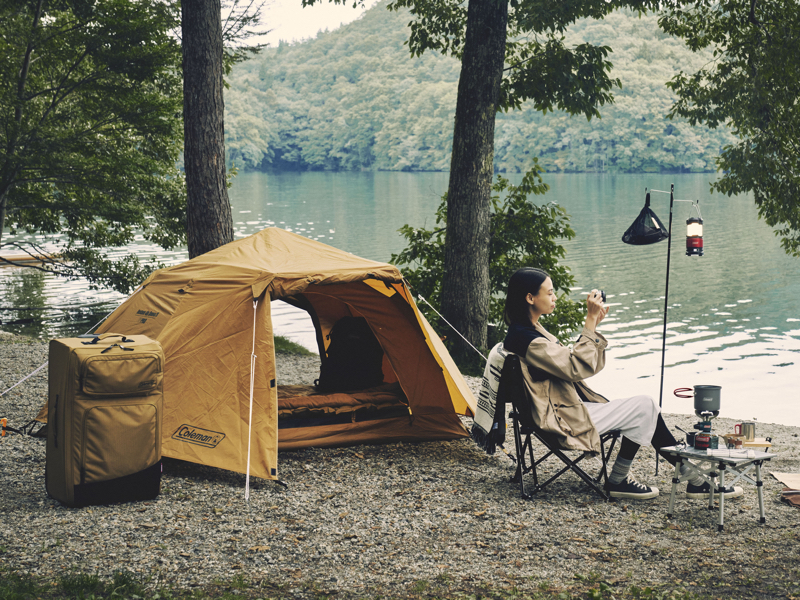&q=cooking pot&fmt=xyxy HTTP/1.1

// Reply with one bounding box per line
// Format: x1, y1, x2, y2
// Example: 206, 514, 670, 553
674, 385, 721, 413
